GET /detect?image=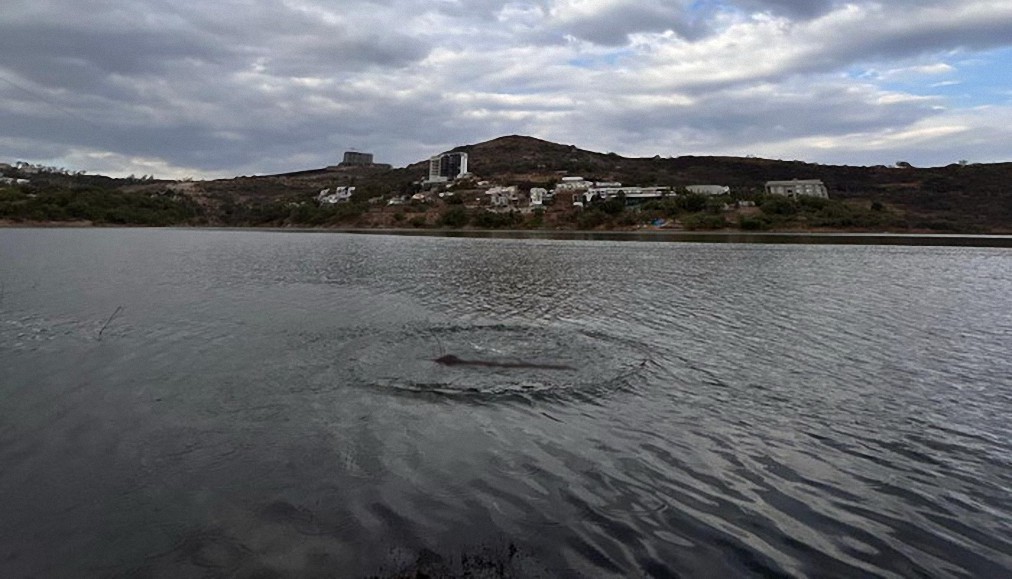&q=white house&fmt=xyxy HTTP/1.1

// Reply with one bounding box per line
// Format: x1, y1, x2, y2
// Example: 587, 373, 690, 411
317, 186, 355, 204
486, 185, 519, 207
765, 179, 828, 198
529, 187, 548, 207
584, 185, 669, 204
554, 177, 592, 191
687, 185, 730, 196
